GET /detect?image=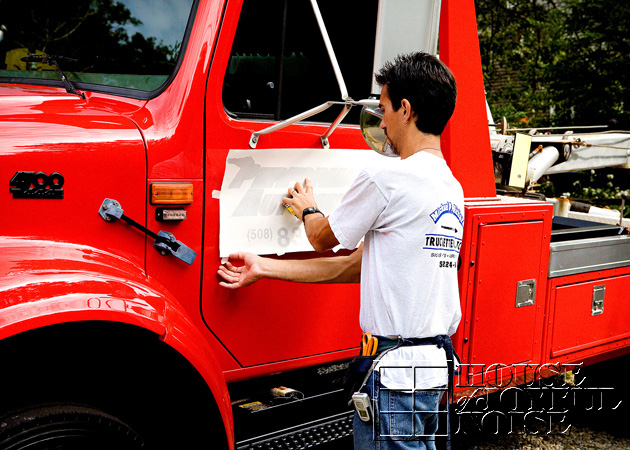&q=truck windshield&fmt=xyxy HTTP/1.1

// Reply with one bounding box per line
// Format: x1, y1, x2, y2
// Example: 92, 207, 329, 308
0, 0, 195, 95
